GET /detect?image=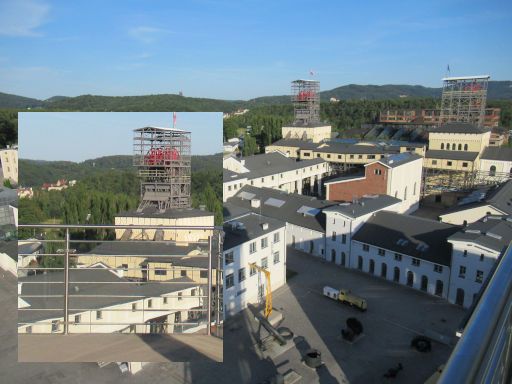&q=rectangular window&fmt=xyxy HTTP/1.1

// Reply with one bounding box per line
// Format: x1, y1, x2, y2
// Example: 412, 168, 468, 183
238, 268, 246, 283
163, 297, 168, 304
327, 154, 331, 159
181, 270, 187, 277
338, 155, 341, 159
261, 237, 268, 249
226, 274, 234, 289
374, 169, 382, 175
74, 315, 81, 324
378, 248, 385, 256
261, 257, 268, 269
51, 320, 59, 332
350, 155, 354, 159
132, 303, 137, 312
394, 253, 402, 261
447, 161, 452, 166
463, 250, 467, 257
155, 269, 167, 276
462, 162, 468, 168
432, 160, 438, 165
362, 244, 370, 252
459, 266, 466, 278
249, 242, 257, 254
358, 155, 363, 159
412, 258, 420, 266
147, 299, 152, 308
341, 234, 346, 244
434, 265, 443, 273
191, 289, 196, 296
250, 264, 257, 276
225, 251, 234, 265
476, 270, 483, 283
368, 155, 375, 159
480, 254, 484, 262
273, 232, 280, 243
200, 270, 208, 278
96, 311, 102, 320
332, 231, 336, 241
178, 292, 183, 301
26, 326, 32, 334
121, 263, 128, 272
273, 251, 280, 264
